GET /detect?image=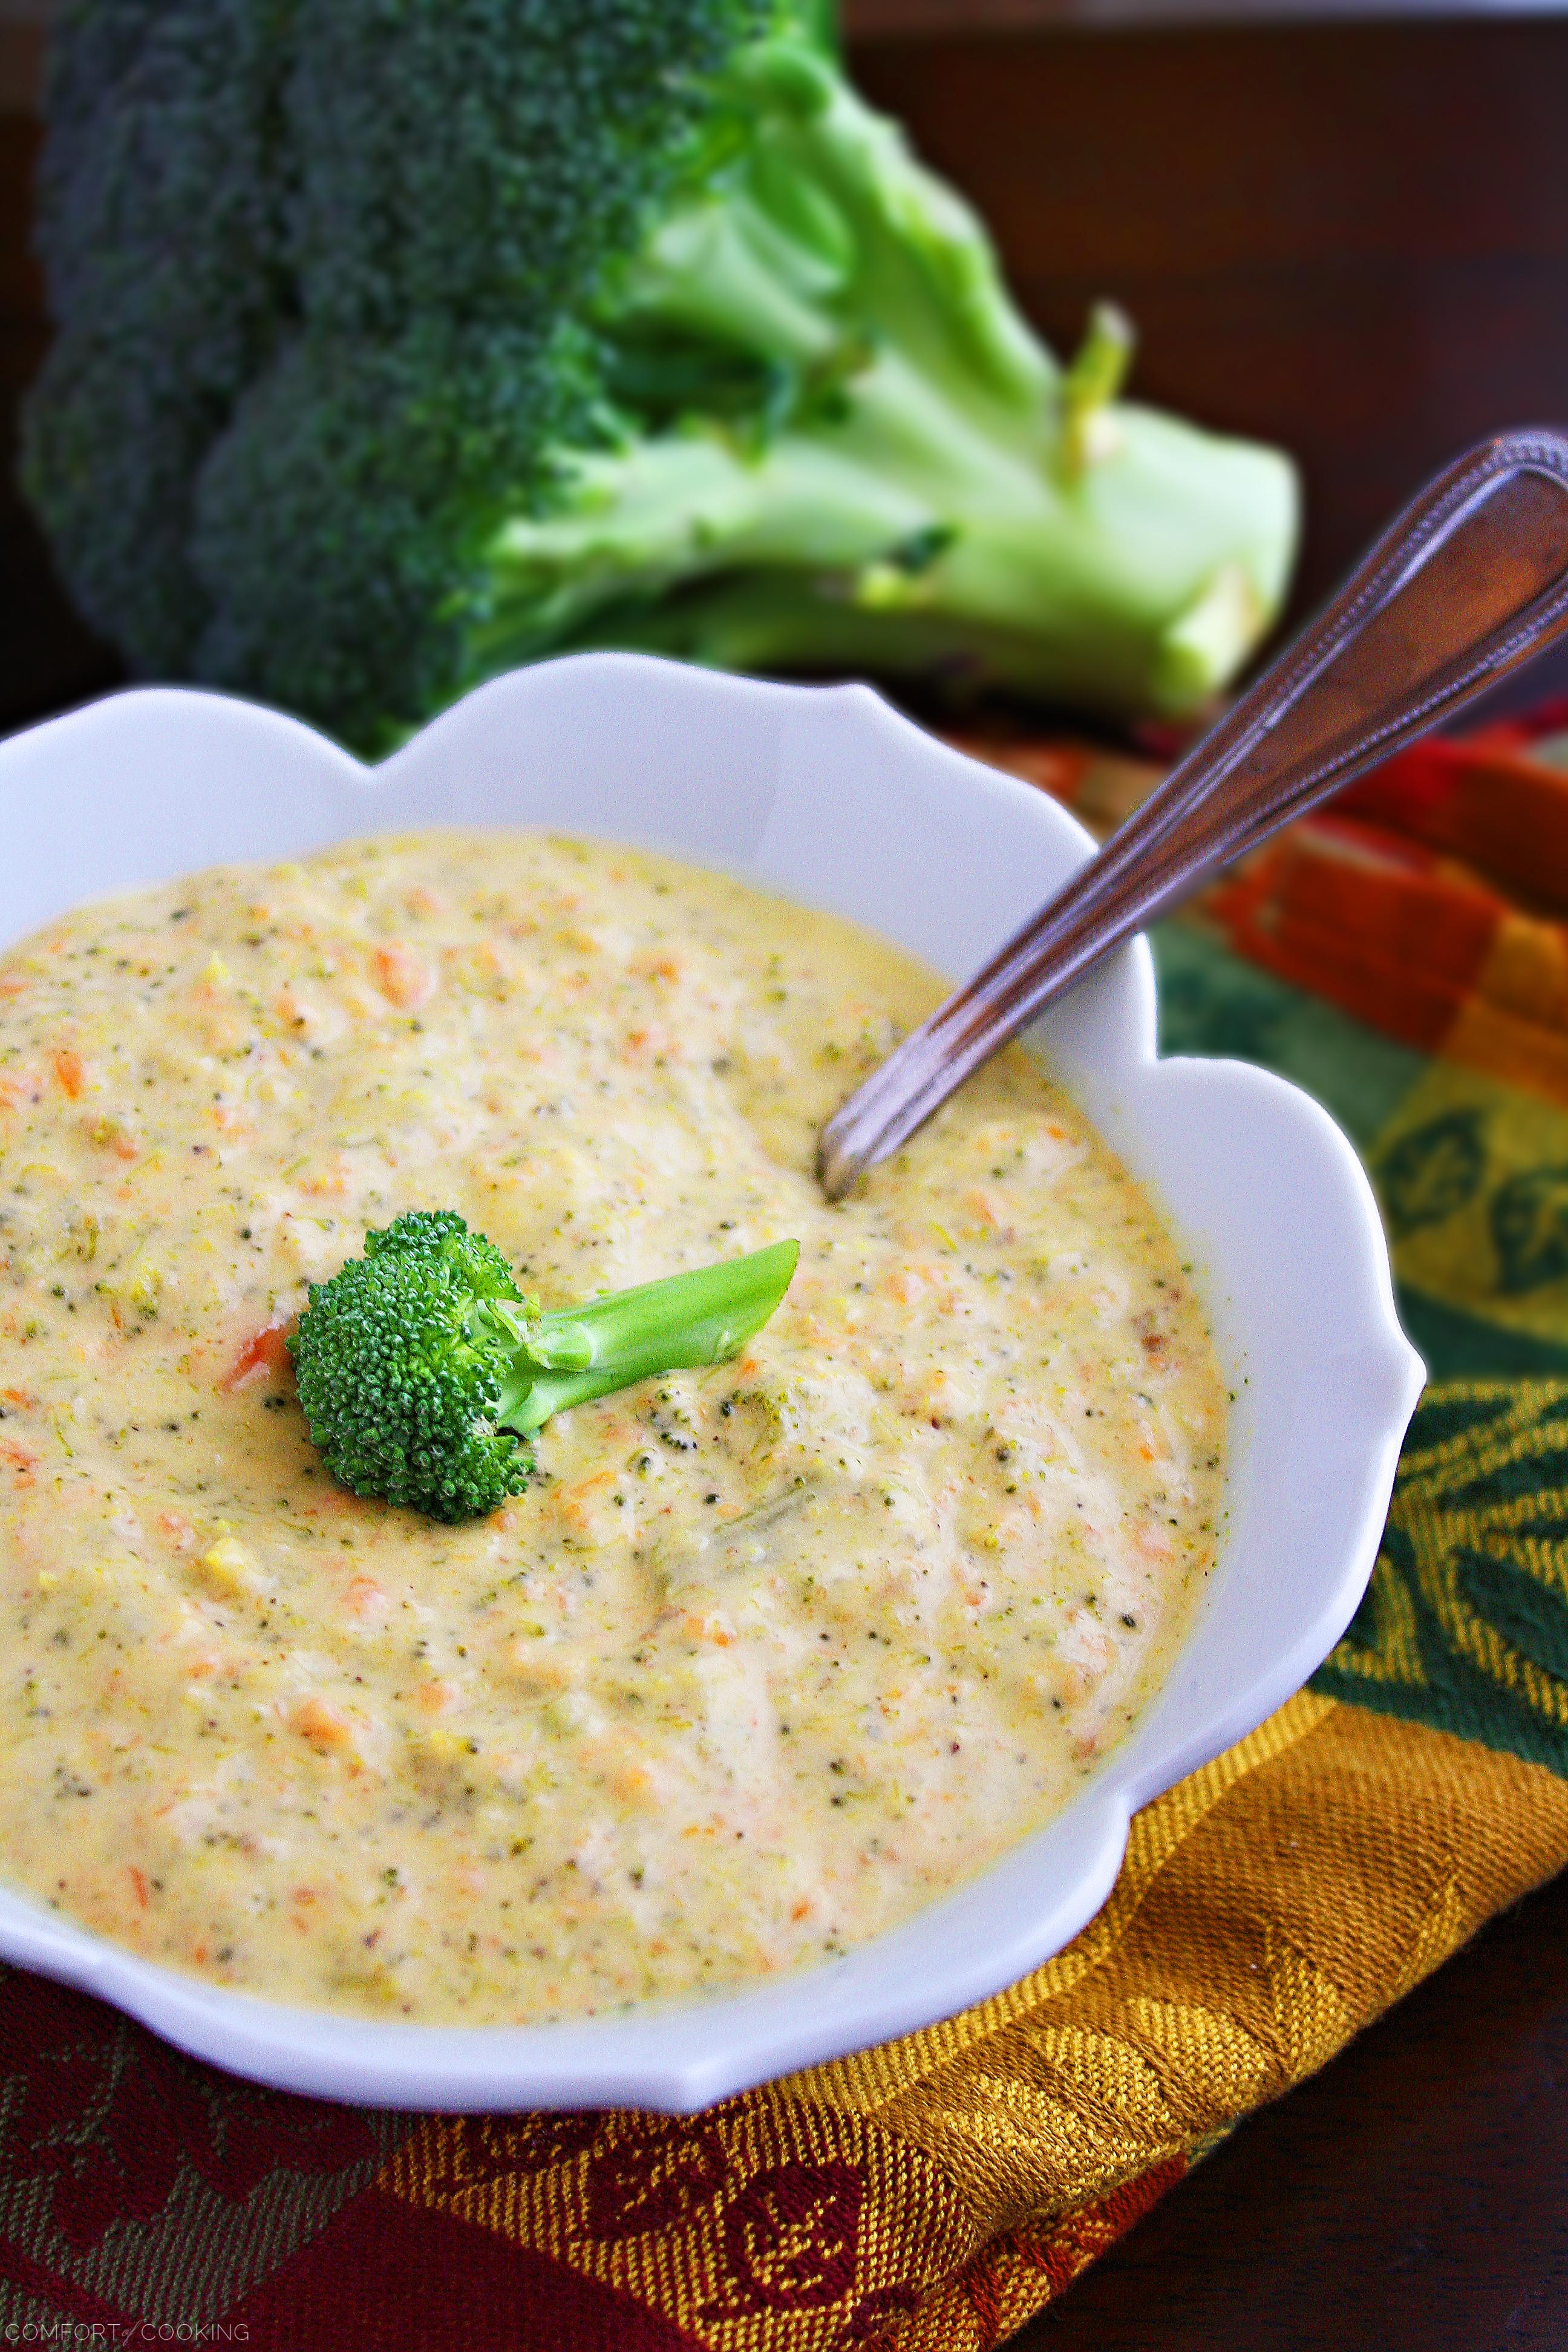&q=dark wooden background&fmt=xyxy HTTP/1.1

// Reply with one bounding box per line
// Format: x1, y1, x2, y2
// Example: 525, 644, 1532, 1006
2, 7, 1567, 2343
